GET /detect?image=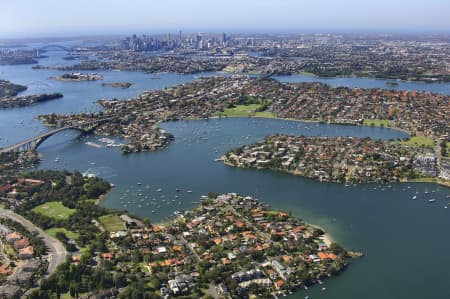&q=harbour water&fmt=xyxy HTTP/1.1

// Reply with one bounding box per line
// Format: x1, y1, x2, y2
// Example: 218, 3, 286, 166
1, 50, 450, 299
